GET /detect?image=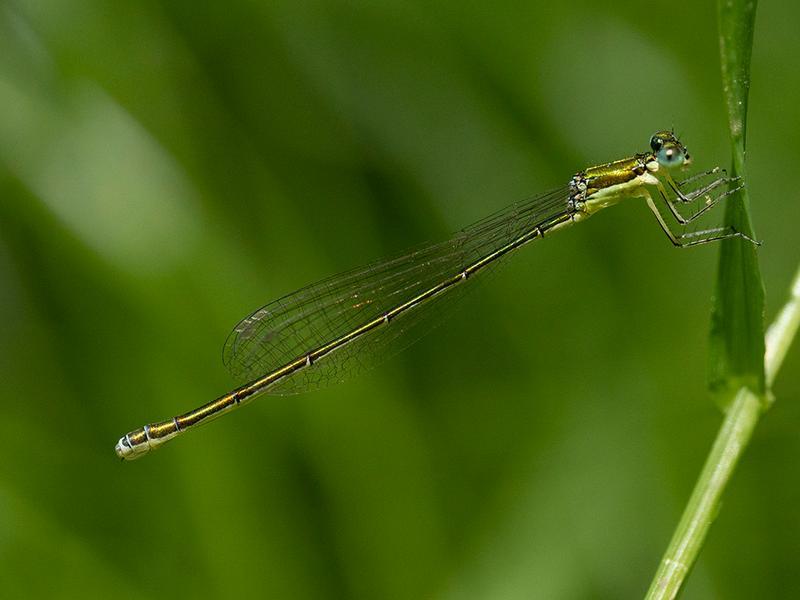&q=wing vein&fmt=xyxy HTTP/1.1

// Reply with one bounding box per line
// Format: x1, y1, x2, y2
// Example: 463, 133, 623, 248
222, 187, 571, 394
